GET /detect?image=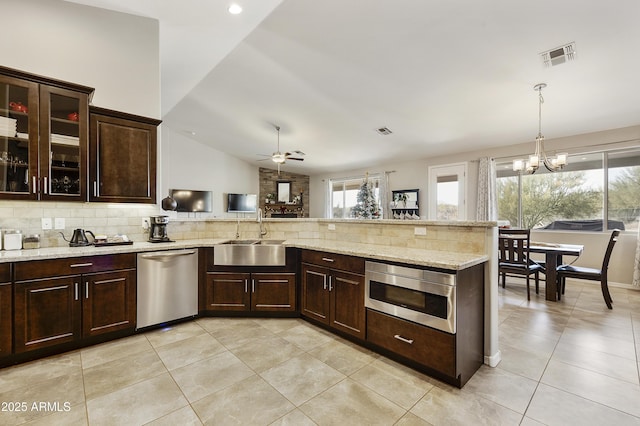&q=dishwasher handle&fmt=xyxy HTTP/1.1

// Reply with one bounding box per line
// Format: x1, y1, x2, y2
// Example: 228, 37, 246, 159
140, 250, 197, 260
